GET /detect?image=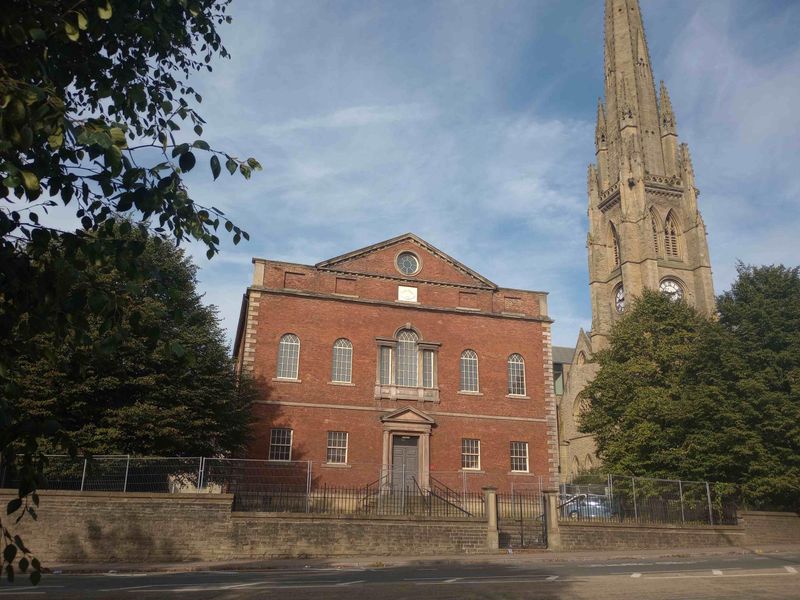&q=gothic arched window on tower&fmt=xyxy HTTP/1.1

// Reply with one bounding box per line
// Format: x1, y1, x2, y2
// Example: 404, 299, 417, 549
610, 223, 621, 268
650, 208, 661, 256
664, 212, 681, 260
